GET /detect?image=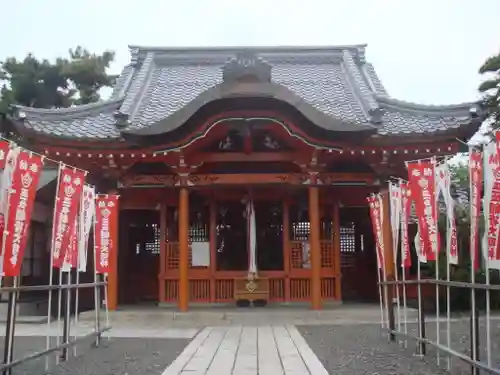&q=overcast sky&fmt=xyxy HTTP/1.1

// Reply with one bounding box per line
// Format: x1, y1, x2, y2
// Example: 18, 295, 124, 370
1, 0, 499, 106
